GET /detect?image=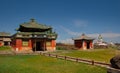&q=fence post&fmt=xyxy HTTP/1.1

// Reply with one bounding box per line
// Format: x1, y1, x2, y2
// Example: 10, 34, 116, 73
43, 53, 45, 56
76, 58, 79, 62
14, 52, 16, 55
39, 52, 42, 55
92, 60, 94, 65
56, 55, 58, 58
49, 53, 51, 56
65, 56, 67, 60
